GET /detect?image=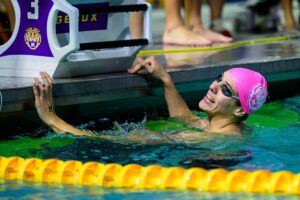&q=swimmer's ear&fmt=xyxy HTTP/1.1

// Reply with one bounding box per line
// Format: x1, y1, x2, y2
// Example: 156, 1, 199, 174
233, 107, 246, 118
